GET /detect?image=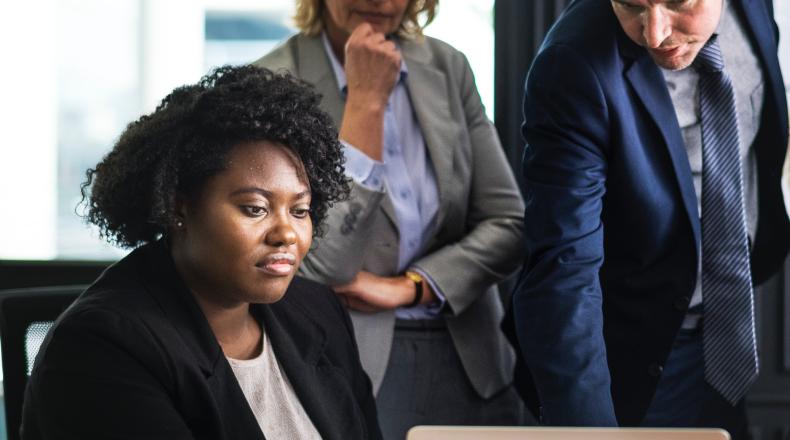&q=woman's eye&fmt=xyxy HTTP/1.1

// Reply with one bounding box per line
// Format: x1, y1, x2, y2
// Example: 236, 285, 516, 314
291, 207, 311, 218
242, 206, 268, 217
